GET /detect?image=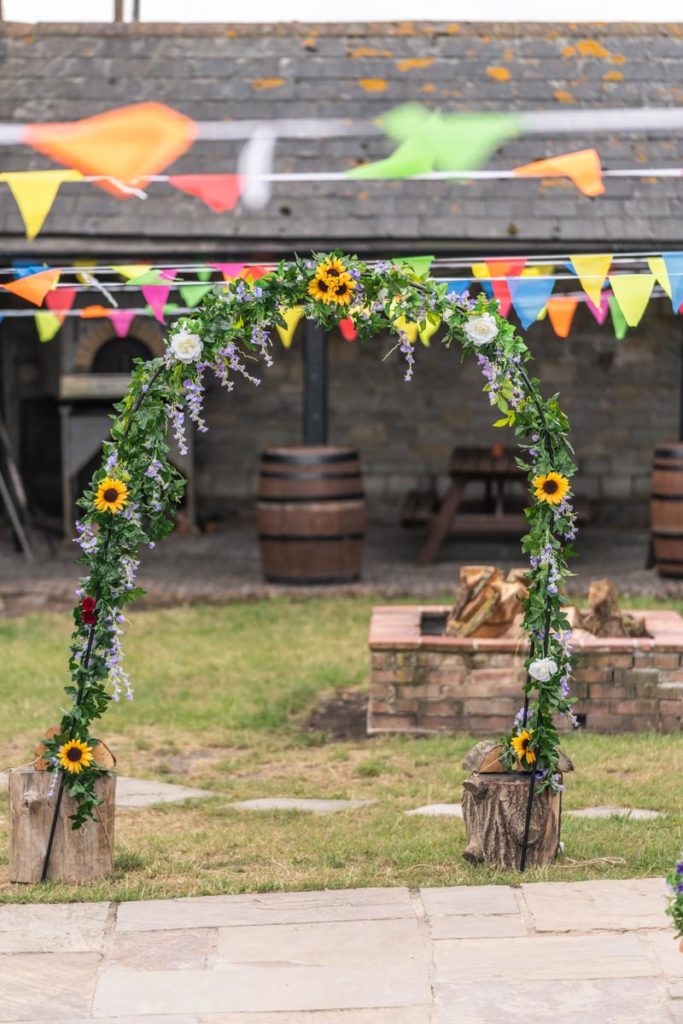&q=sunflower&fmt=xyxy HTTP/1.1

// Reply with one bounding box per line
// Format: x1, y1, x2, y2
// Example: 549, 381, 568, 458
57, 738, 95, 775
308, 273, 333, 304
320, 257, 349, 281
511, 730, 536, 765
94, 476, 129, 514
329, 276, 356, 306
532, 472, 569, 506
